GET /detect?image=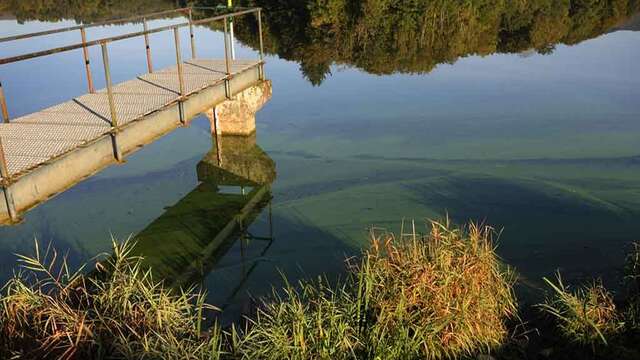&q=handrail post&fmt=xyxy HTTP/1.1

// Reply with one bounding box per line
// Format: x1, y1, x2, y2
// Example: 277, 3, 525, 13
257, 9, 264, 61
228, 0, 236, 60
0, 137, 18, 222
80, 27, 95, 93
0, 80, 9, 123
188, 8, 196, 59
257, 9, 264, 80
223, 17, 232, 98
143, 18, 153, 73
100, 41, 122, 161
174, 27, 186, 124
